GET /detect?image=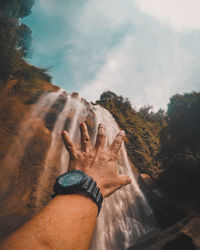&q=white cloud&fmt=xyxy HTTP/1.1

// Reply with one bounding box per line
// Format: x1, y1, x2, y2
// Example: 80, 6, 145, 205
80, 47, 128, 101
80, 23, 198, 110
26, 0, 200, 111
134, 0, 200, 31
